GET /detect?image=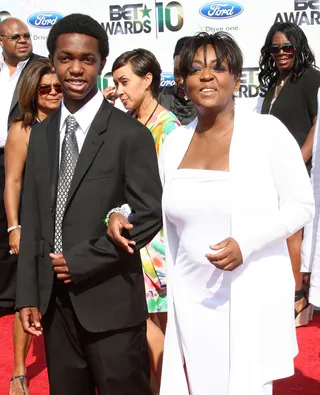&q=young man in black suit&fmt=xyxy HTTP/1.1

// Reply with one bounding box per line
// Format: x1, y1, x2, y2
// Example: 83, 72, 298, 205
16, 13, 162, 395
